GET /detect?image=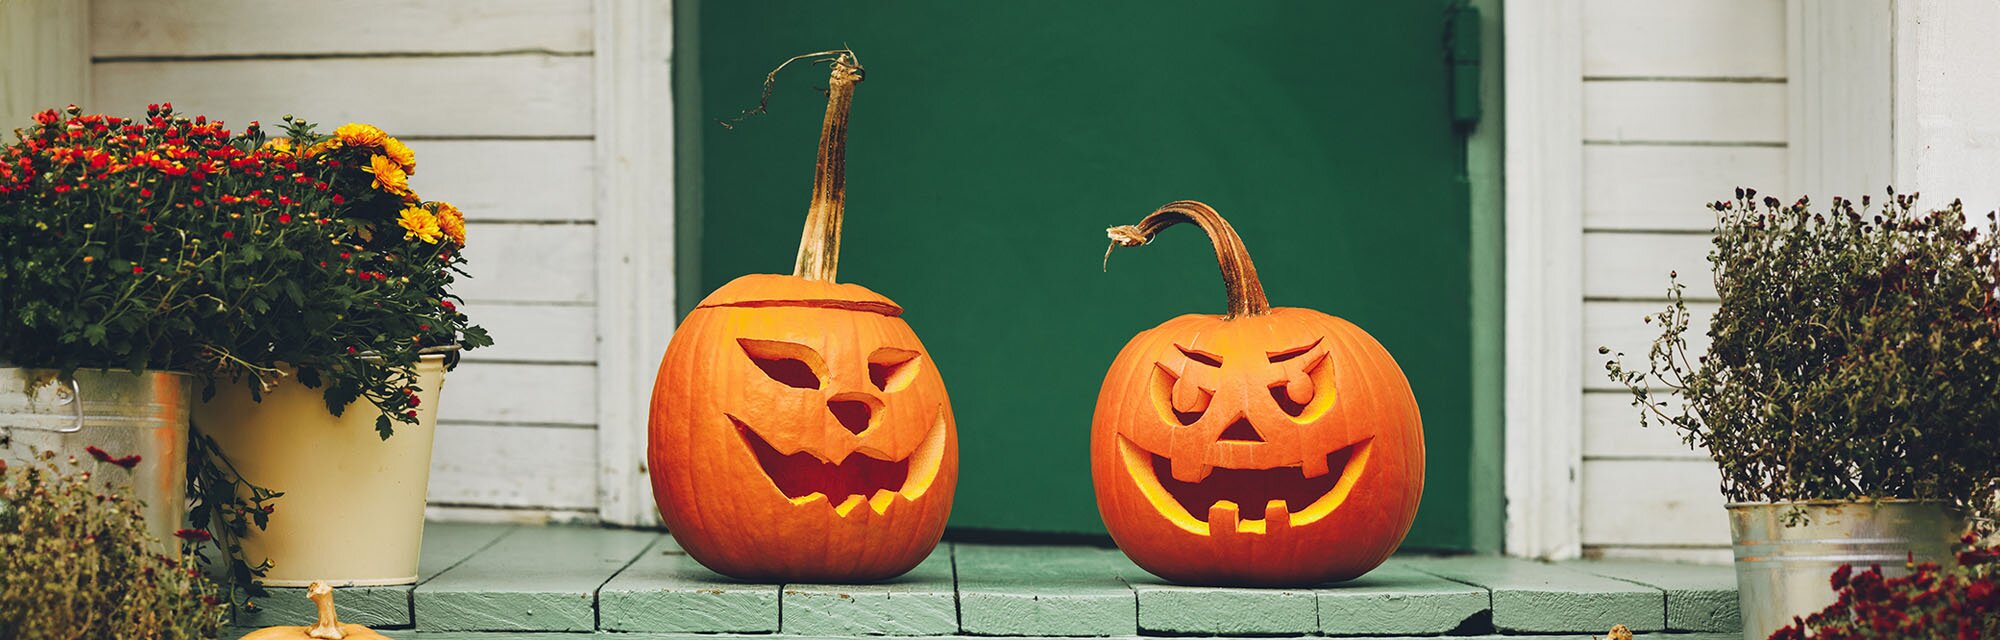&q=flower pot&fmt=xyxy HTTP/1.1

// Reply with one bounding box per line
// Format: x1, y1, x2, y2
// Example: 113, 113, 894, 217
194, 353, 449, 587
0, 368, 194, 548
1727, 500, 1966, 640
